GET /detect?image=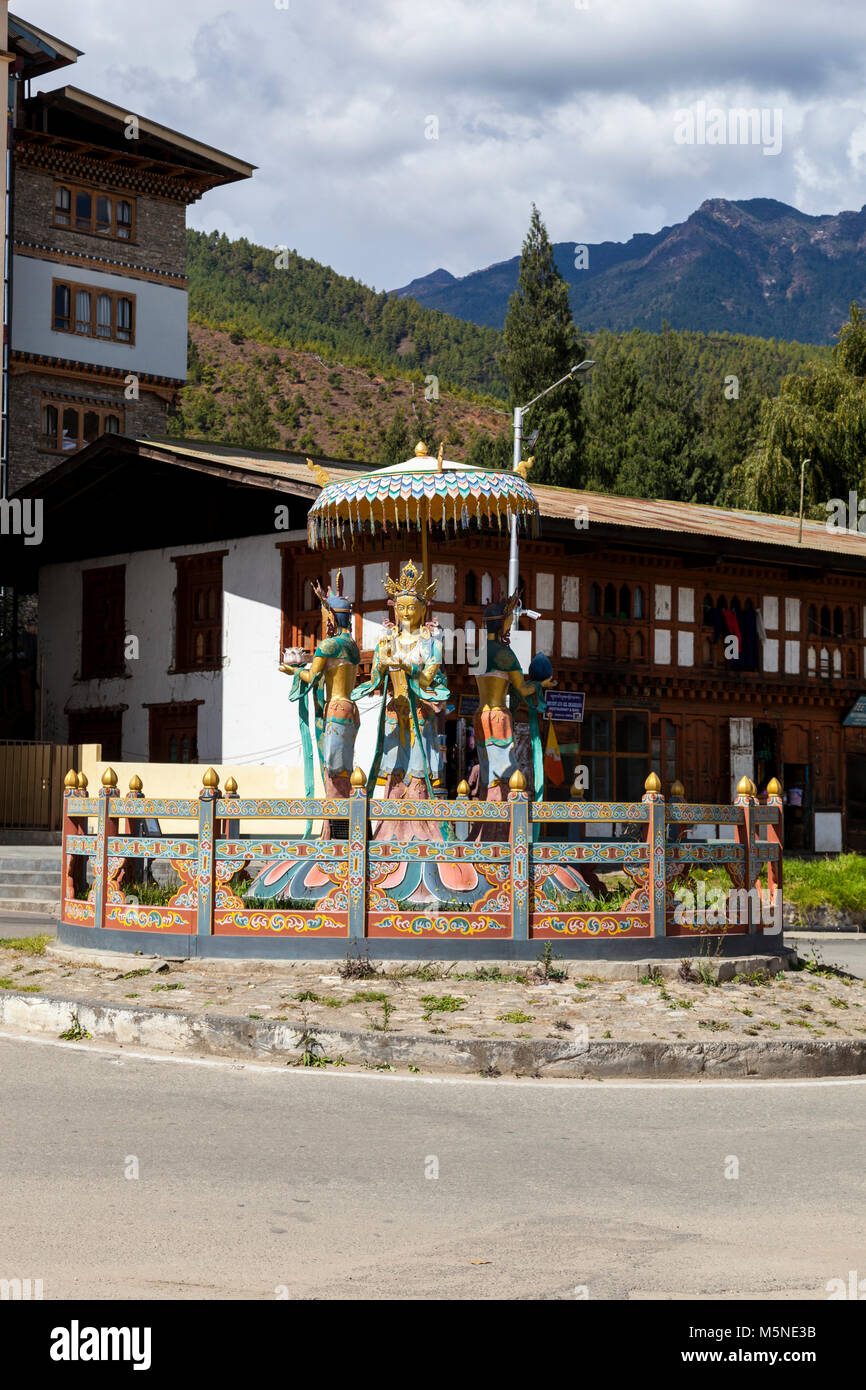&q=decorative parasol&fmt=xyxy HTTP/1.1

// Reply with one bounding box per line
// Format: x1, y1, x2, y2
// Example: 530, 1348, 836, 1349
306, 442, 539, 581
